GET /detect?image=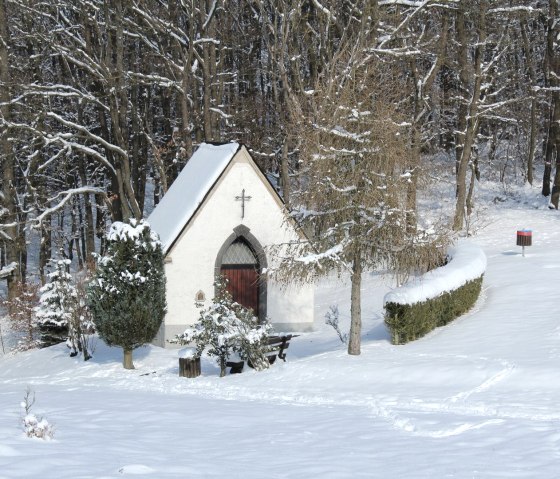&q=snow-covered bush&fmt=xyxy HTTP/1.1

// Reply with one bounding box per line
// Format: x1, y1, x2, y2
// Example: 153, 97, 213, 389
35, 259, 94, 360
234, 304, 273, 371
88, 219, 166, 369
21, 388, 54, 440
174, 277, 272, 376
384, 242, 486, 344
